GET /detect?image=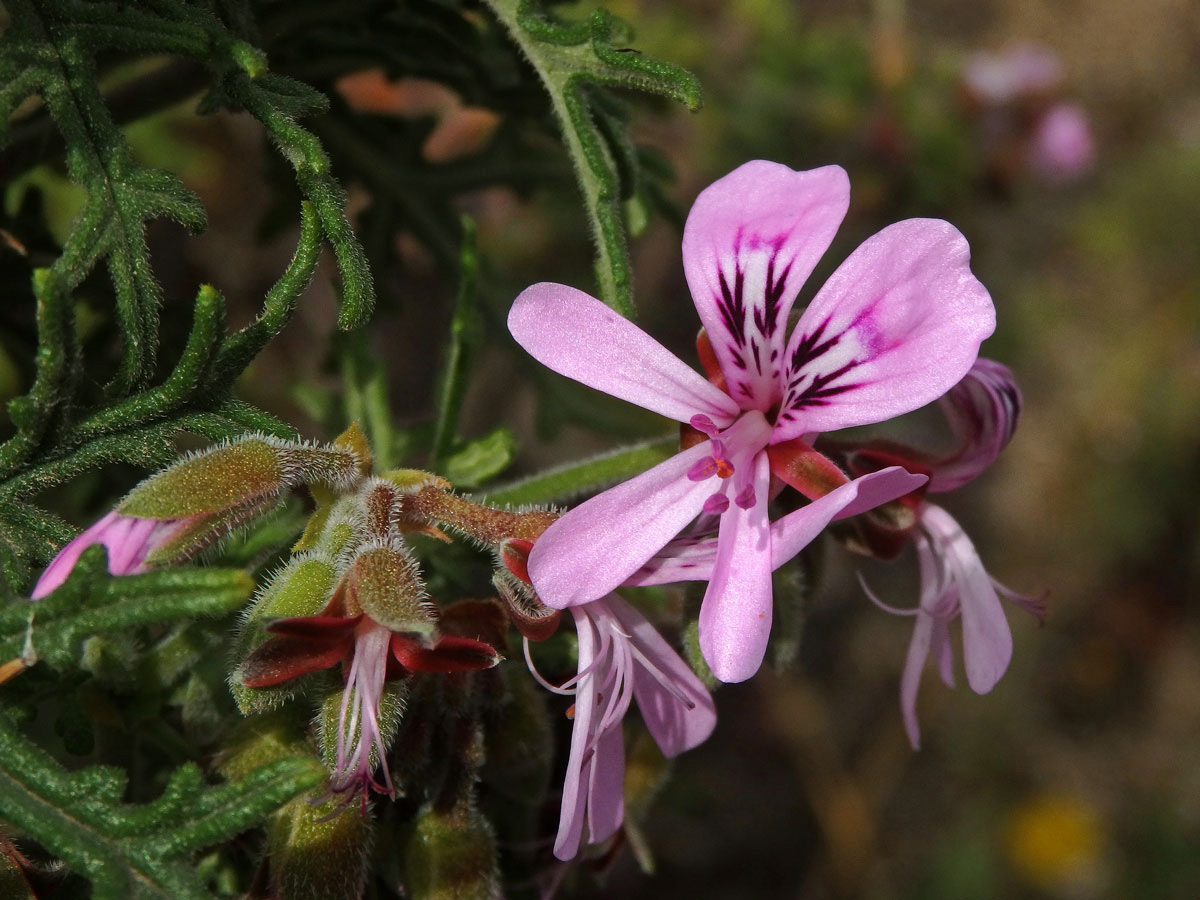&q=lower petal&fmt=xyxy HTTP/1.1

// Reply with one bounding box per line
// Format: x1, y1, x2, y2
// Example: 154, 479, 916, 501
923, 505, 1013, 693
900, 612, 935, 750
604, 595, 717, 756
585, 725, 626, 848
698, 453, 773, 683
